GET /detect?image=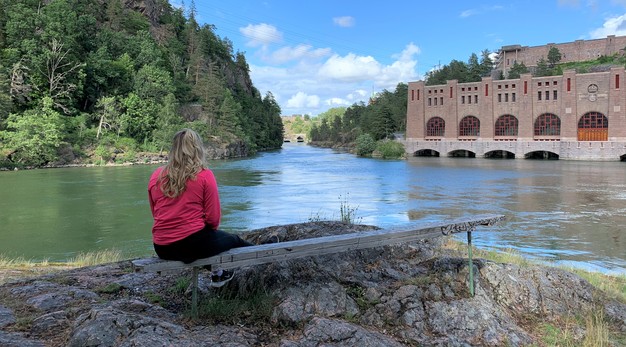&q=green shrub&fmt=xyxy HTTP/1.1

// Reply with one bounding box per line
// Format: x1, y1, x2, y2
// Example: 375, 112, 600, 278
94, 145, 111, 164
122, 149, 137, 162
374, 140, 405, 159
355, 134, 376, 157
115, 137, 137, 151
